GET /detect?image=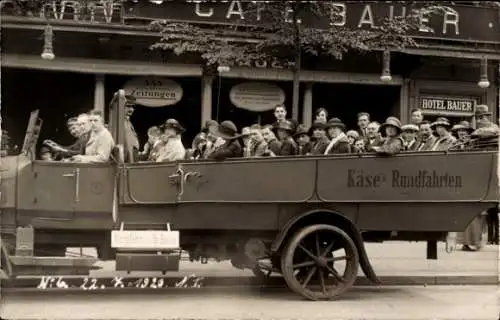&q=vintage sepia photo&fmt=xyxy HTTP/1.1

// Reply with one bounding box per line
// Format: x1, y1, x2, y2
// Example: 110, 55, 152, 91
0, 1, 499, 319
